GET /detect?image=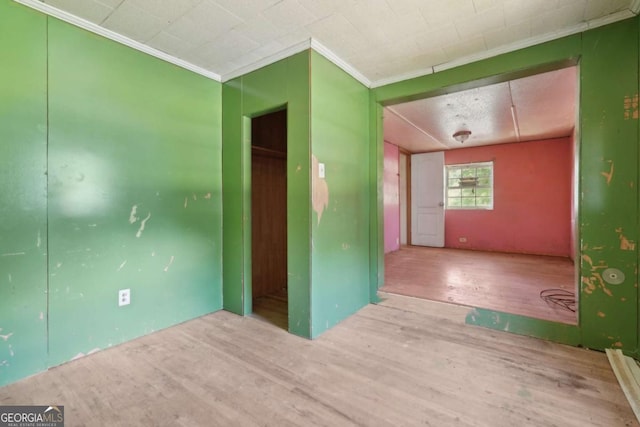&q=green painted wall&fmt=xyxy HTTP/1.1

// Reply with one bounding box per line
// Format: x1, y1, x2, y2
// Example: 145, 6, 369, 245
372, 18, 640, 355
580, 19, 638, 352
5, 0, 638, 389
309, 52, 370, 337
0, 0, 48, 385
223, 51, 374, 338
1, 2, 222, 386
47, 18, 223, 367
369, 102, 384, 301
222, 52, 312, 337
